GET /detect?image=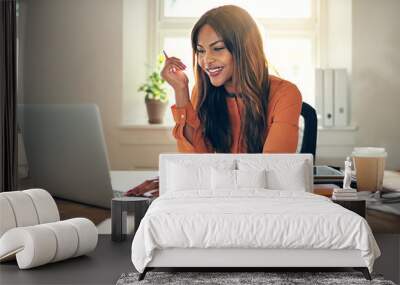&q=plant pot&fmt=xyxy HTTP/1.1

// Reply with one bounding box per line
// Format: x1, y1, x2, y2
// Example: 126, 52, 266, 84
145, 98, 168, 124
